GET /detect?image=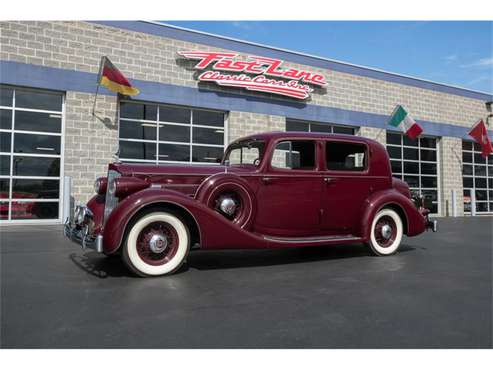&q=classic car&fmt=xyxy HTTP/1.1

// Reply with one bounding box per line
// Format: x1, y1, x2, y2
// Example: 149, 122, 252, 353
64, 131, 437, 277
